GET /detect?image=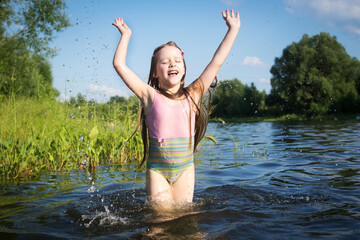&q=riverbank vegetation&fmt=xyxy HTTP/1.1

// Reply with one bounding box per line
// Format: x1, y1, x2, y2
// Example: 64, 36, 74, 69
1, 1, 360, 181
0, 96, 143, 181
